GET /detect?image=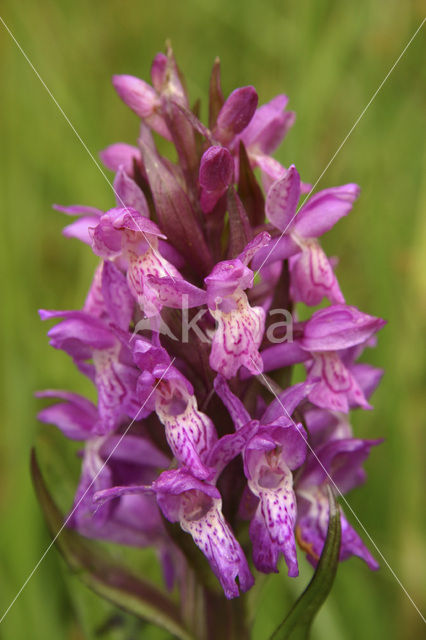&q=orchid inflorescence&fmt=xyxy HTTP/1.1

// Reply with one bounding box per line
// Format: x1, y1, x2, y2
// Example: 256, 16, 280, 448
38, 46, 385, 601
